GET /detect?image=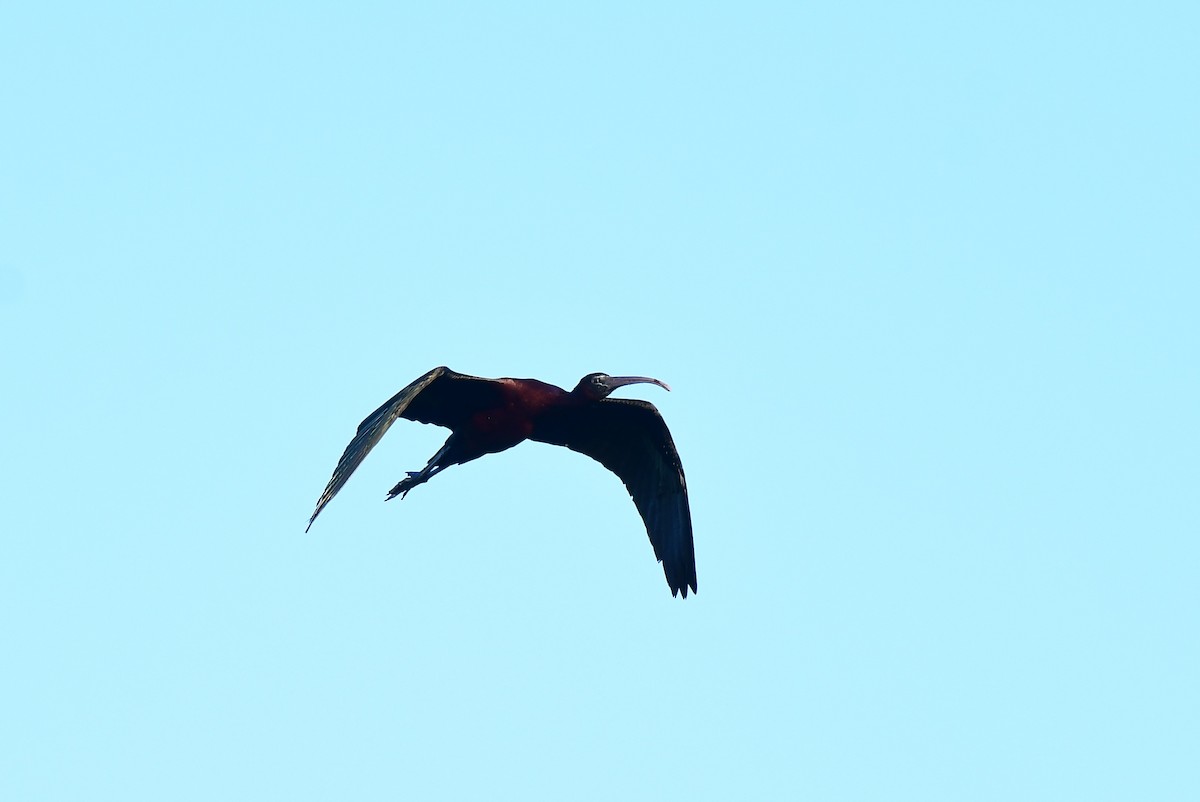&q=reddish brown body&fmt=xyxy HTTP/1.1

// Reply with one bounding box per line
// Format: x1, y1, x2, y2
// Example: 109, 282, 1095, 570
459, 379, 571, 458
